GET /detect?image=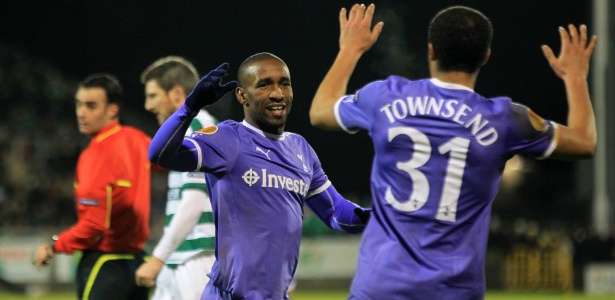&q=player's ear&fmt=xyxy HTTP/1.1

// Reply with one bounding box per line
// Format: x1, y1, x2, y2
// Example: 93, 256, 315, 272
171, 85, 187, 107
236, 87, 248, 106
108, 102, 120, 119
428, 43, 437, 61
481, 48, 491, 66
